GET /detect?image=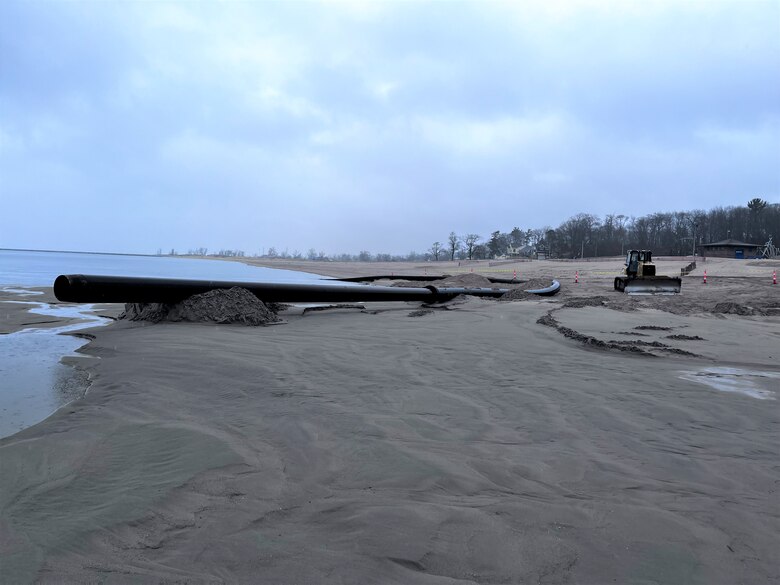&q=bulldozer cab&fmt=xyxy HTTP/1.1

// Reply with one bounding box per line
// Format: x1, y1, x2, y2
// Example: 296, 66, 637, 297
625, 250, 655, 278
625, 250, 641, 277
